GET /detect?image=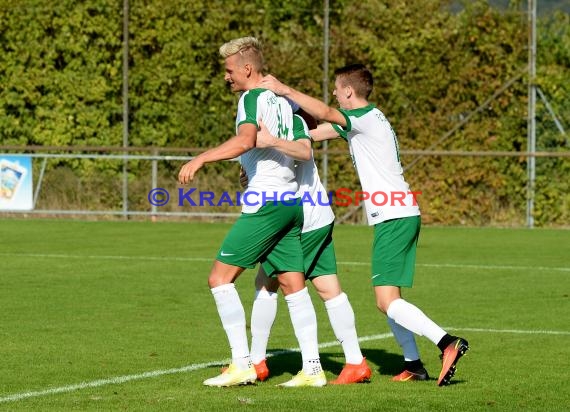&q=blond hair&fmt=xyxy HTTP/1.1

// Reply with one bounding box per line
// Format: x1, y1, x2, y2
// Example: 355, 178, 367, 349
219, 36, 264, 72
